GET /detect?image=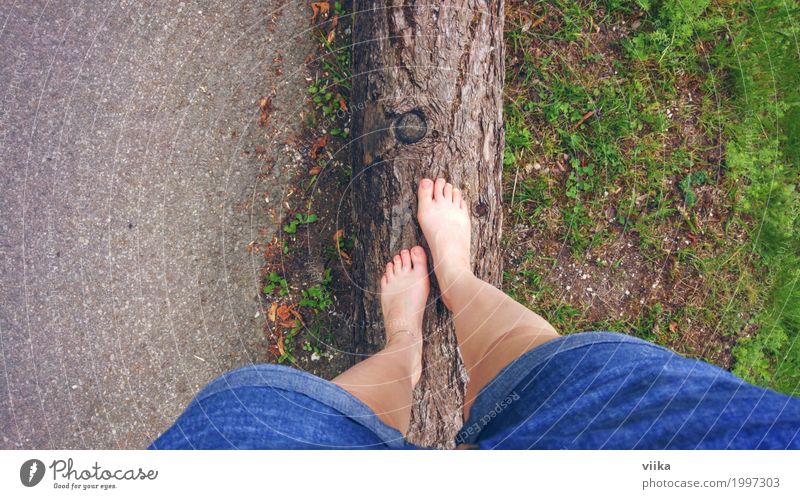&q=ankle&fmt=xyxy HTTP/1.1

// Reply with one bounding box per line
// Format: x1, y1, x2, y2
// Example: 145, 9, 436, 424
436, 265, 473, 293
386, 328, 421, 349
